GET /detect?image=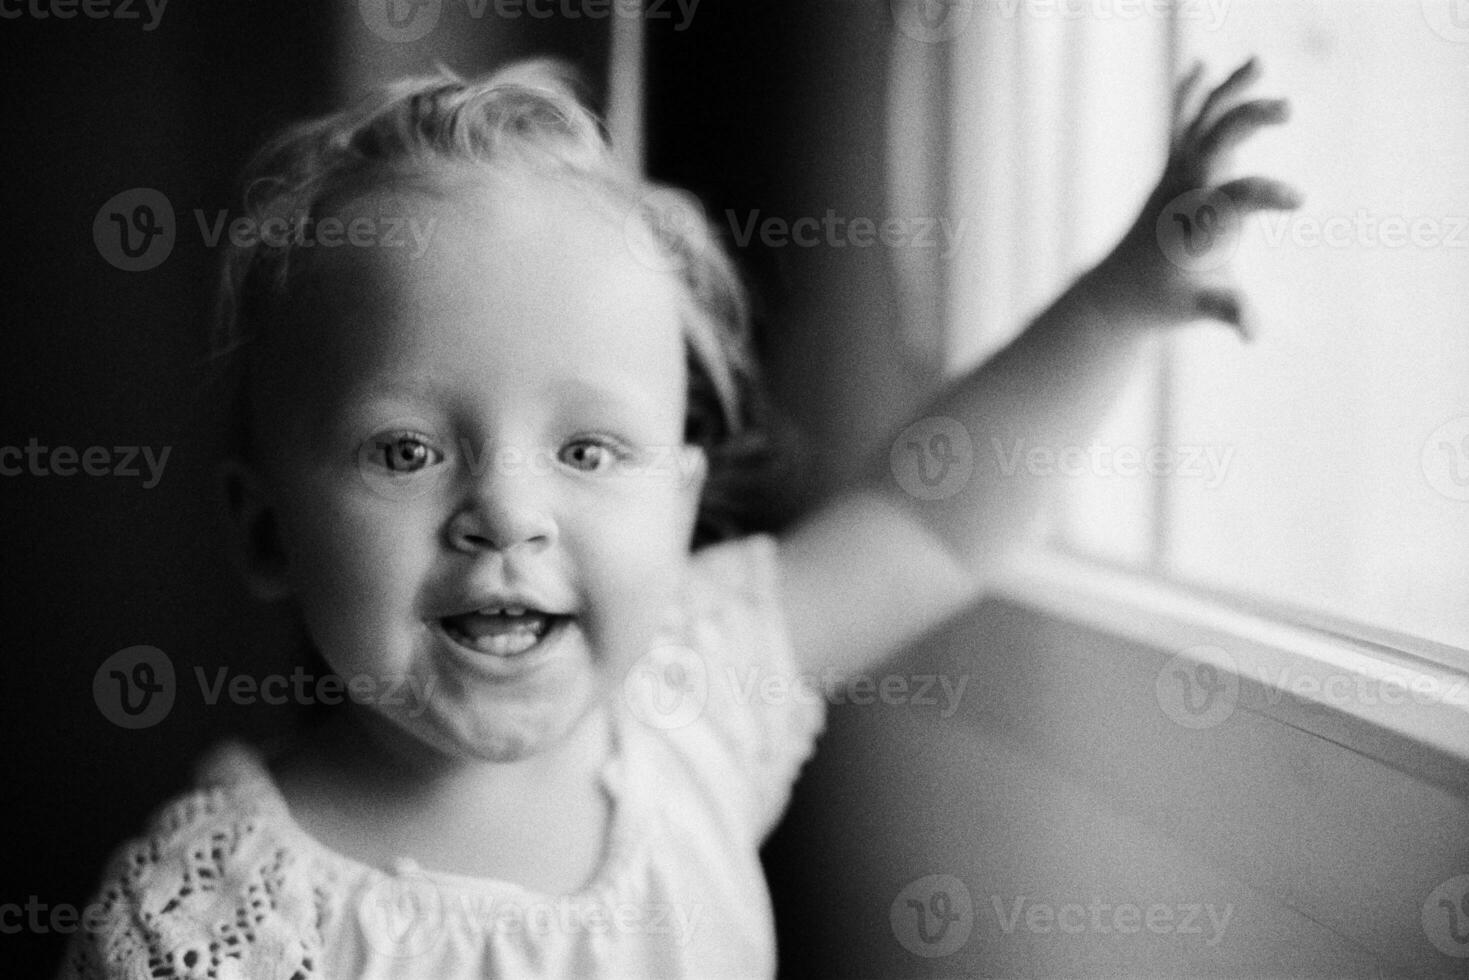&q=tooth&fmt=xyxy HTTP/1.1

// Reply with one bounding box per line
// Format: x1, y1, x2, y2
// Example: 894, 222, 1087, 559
506, 604, 526, 616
